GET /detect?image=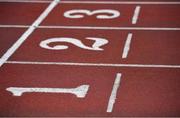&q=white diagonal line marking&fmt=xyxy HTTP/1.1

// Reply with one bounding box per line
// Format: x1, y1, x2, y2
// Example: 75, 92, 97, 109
107, 73, 122, 112
132, 6, 141, 24
122, 33, 133, 58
